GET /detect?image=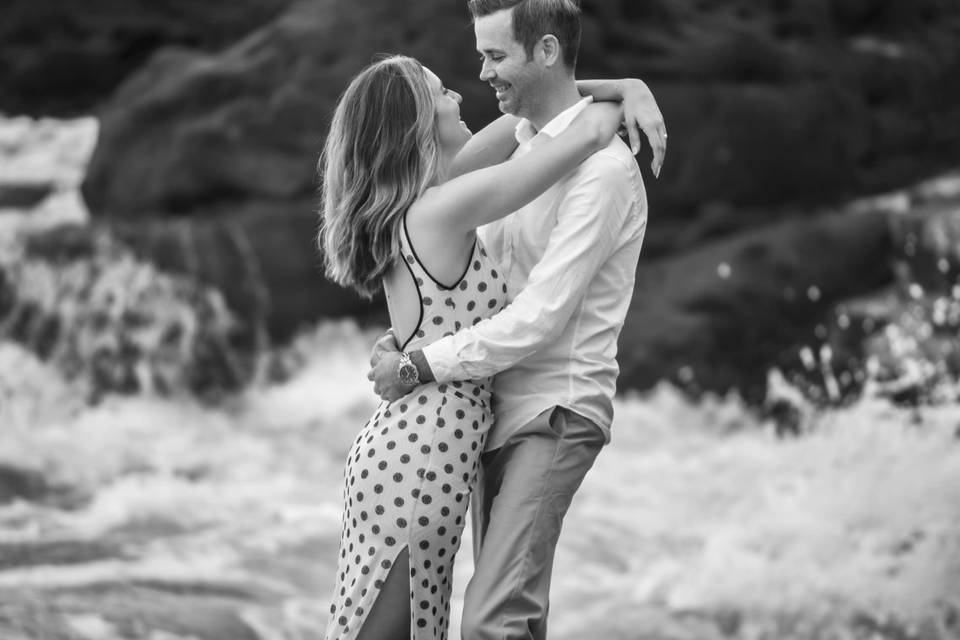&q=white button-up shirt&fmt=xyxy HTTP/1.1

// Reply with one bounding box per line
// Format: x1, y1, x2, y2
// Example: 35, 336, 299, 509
422, 97, 647, 450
